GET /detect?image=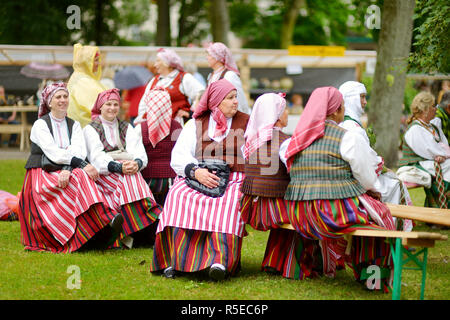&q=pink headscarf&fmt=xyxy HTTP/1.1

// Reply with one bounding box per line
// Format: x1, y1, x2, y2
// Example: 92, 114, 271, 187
243, 93, 287, 159
194, 78, 236, 138
140, 87, 172, 147
206, 42, 240, 75
38, 82, 69, 118
285, 87, 343, 172
157, 48, 184, 72
91, 88, 121, 120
